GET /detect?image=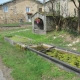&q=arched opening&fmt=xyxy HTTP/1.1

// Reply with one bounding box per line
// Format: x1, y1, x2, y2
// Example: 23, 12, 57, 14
34, 17, 44, 30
